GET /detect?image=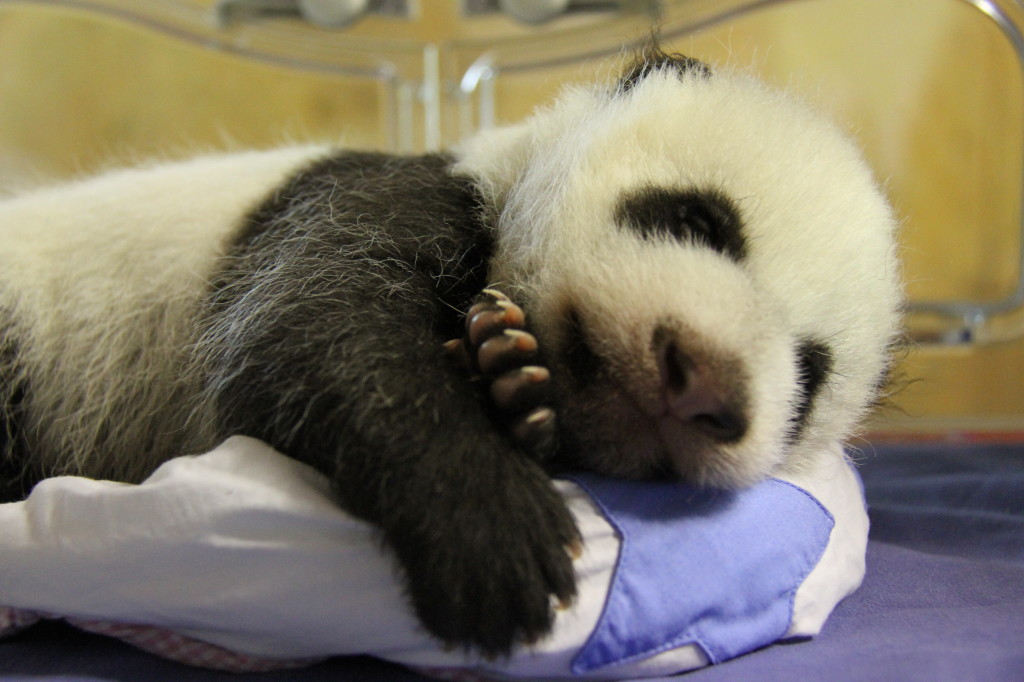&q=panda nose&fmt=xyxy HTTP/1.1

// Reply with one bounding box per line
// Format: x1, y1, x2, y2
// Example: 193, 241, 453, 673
655, 337, 747, 442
